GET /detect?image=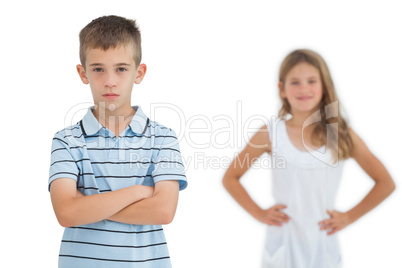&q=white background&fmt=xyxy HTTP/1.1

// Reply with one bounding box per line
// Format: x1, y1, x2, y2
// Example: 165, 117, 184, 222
1, 0, 401, 267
